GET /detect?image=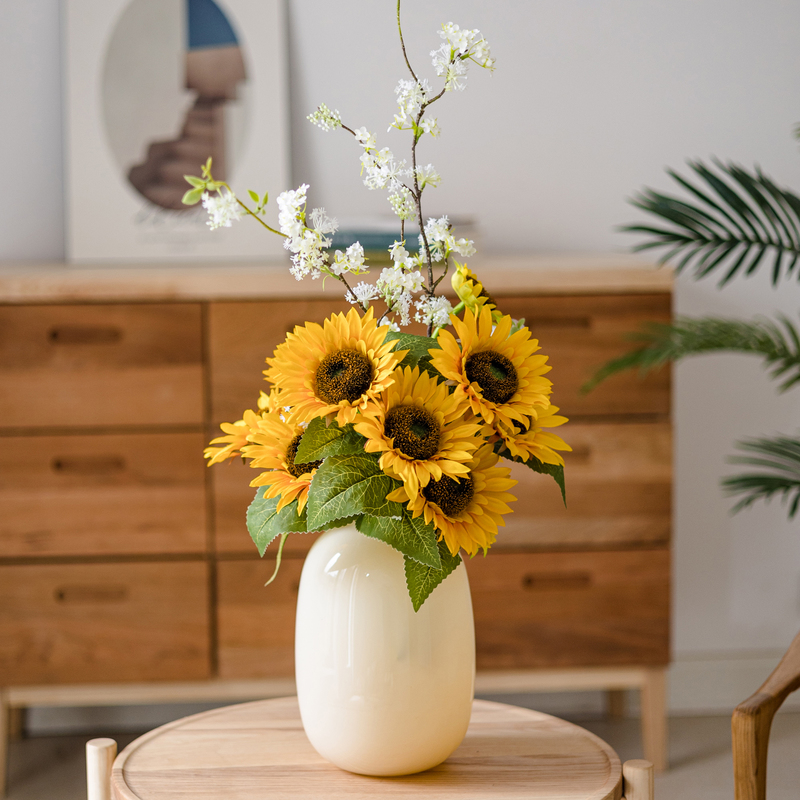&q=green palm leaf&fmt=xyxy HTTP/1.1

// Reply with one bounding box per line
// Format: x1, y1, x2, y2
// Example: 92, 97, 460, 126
622, 160, 800, 286
723, 436, 800, 518
582, 315, 800, 393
